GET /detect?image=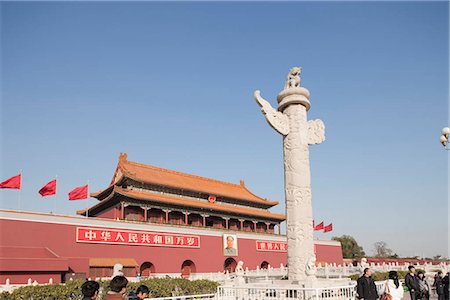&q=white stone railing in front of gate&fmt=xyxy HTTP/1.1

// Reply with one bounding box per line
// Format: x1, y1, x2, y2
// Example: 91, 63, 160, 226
217, 283, 357, 300
189, 266, 289, 282
188, 261, 449, 282
2, 262, 448, 293
145, 294, 216, 300
315, 261, 449, 279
